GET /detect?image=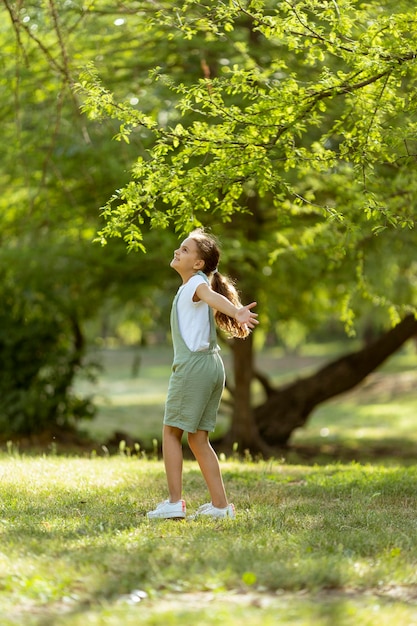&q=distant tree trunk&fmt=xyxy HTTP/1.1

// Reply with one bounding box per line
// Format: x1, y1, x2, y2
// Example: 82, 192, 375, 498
254, 314, 417, 447
224, 334, 272, 455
